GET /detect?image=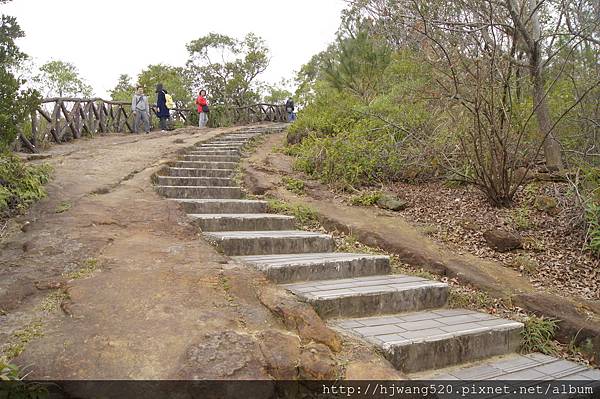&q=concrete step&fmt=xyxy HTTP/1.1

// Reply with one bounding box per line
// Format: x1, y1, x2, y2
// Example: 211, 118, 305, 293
171, 199, 268, 214
183, 155, 240, 163
174, 161, 238, 170
166, 168, 234, 178
157, 176, 235, 187
284, 275, 448, 319
194, 146, 244, 151
187, 150, 240, 156
332, 309, 523, 373
189, 213, 295, 232
414, 352, 600, 381
197, 143, 245, 148
156, 186, 243, 199
204, 230, 335, 256
210, 140, 250, 145
233, 253, 391, 284
217, 135, 259, 141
